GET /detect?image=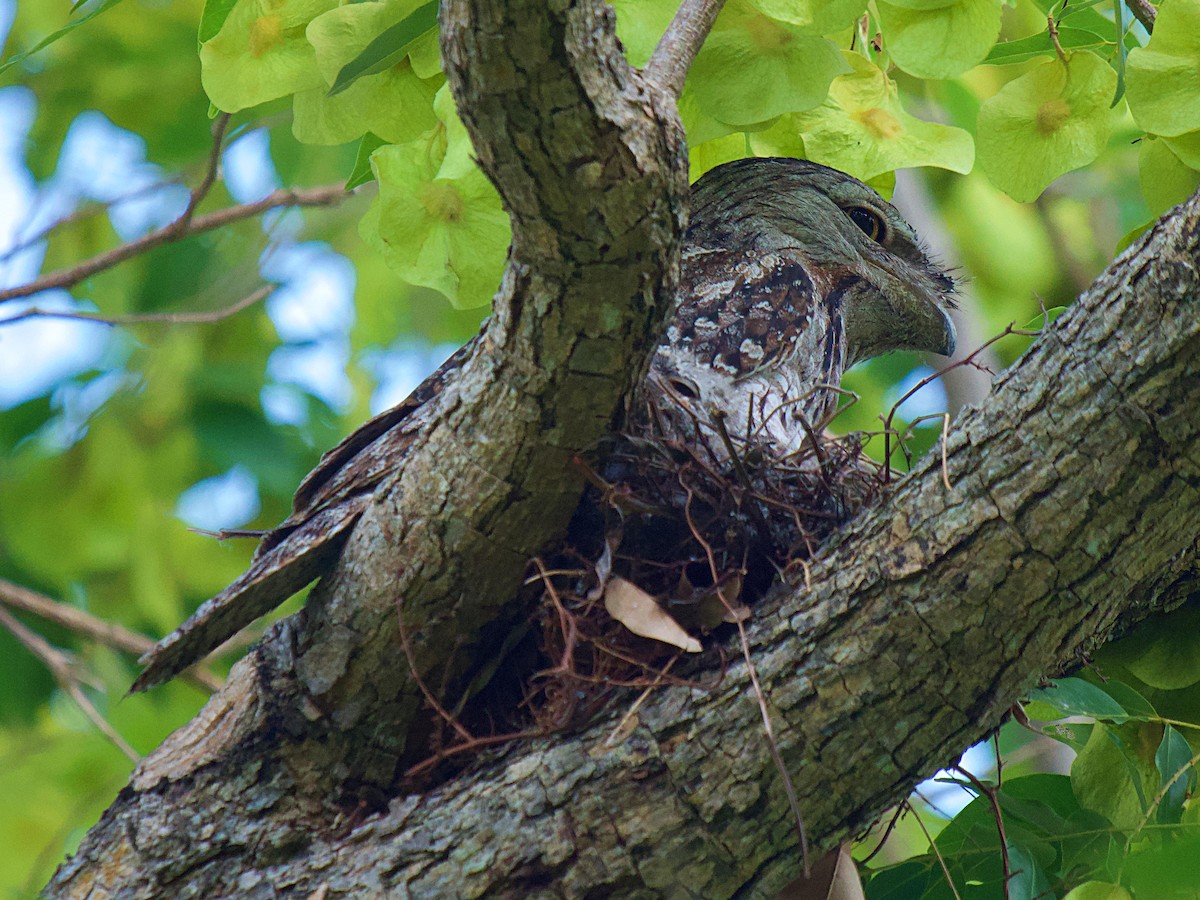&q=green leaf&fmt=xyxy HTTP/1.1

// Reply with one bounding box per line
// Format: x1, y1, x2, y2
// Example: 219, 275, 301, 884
0, 394, 53, 455
1163, 129, 1200, 170
1071, 721, 1158, 829
611, 0, 678, 68
327, 0, 437, 96
1141, 136, 1200, 218
877, 0, 1003, 79
688, 0, 850, 126
781, 52, 974, 182
294, 0, 440, 146
1007, 841, 1054, 900
1154, 724, 1196, 825
1106, 598, 1200, 690
199, 0, 338, 113
689, 133, 751, 181
0, 0, 126, 76
1063, 883, 1132, 900
198, 0, 239, 46
984, 27, 1110, 66
1124, 833, 1200, 898
976, 51, 1116, 202
746, 0, 868, 33
362, 132, 510, 309
346, 132, 387, 189
1027, 677, 1130, 722
1126, 0, 1200, 137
